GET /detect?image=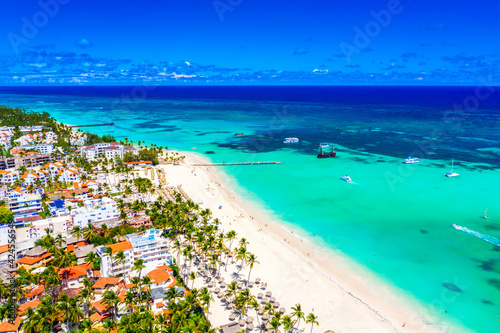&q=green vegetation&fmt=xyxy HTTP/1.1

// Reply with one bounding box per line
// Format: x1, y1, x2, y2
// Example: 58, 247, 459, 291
123, 147, 160, 165
0, 206, 14, 225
